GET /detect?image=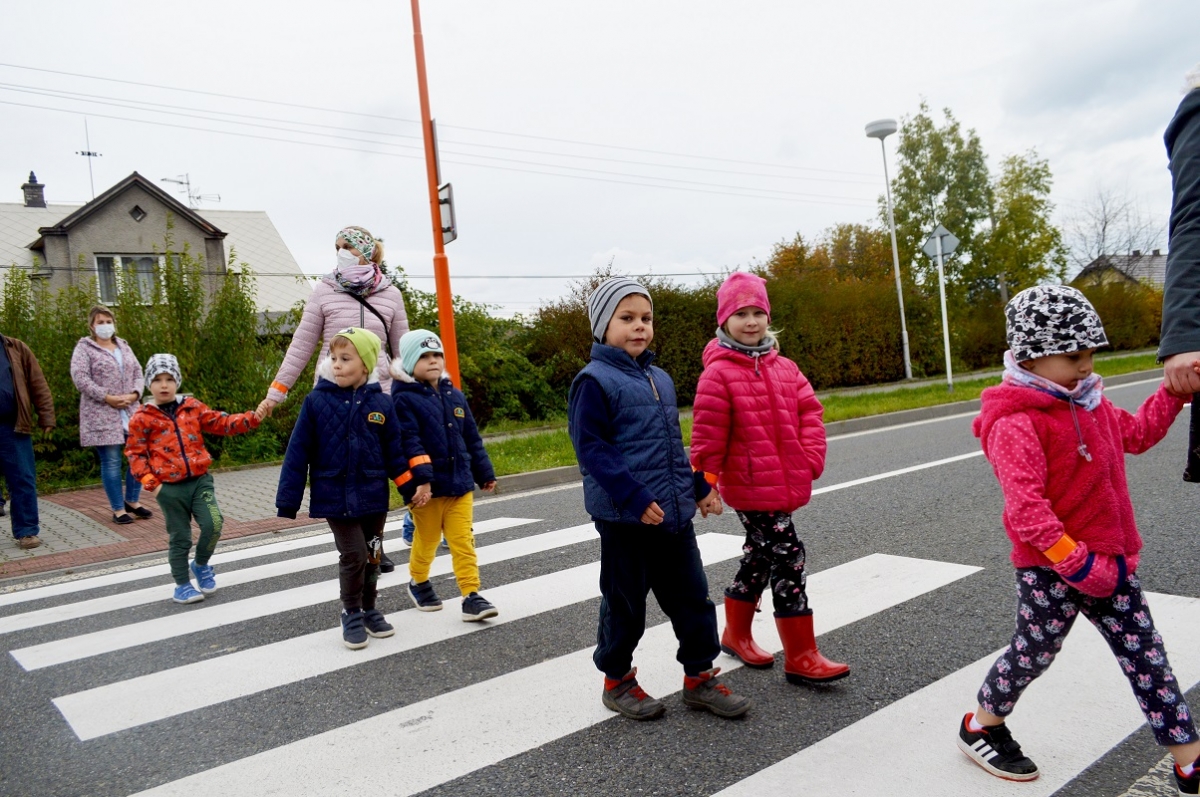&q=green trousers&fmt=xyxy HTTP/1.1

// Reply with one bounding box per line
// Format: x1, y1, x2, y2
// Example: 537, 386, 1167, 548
156, 473, 223, 585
